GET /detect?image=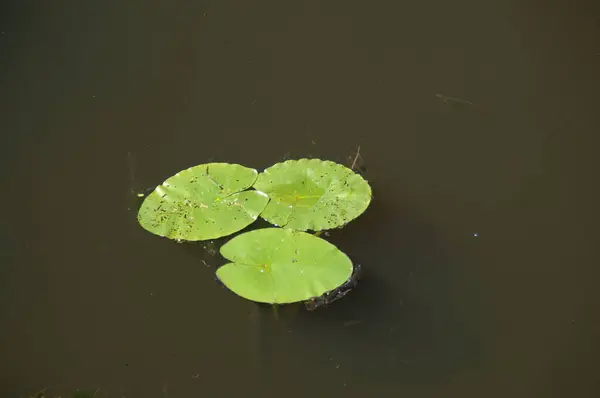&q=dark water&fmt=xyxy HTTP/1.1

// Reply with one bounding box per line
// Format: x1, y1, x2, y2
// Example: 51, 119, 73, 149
2, 1, 599, 397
